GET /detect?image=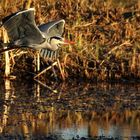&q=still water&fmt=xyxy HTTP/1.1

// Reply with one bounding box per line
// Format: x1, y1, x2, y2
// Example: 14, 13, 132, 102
0, 79, 140, 139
